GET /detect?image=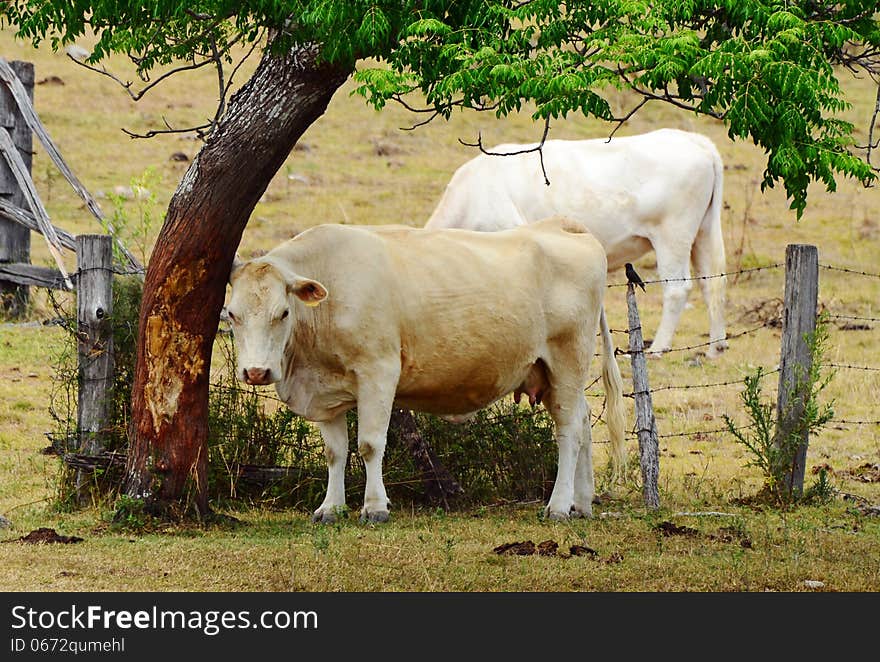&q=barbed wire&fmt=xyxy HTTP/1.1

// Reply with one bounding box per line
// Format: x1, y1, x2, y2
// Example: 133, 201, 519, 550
819, 263, 880, 280
827, 313, 879, 324
607, 263, 783, 288
624, 367, 779, 398
830, 418, 880, 426
627, 422, 755, 440
615, 318, 779, 357
823, 362, 880, 372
